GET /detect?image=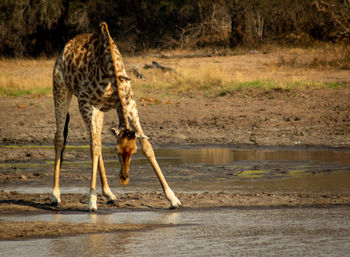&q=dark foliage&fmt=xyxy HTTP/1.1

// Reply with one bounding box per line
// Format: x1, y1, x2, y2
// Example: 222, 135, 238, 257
0, 0, 349, 57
